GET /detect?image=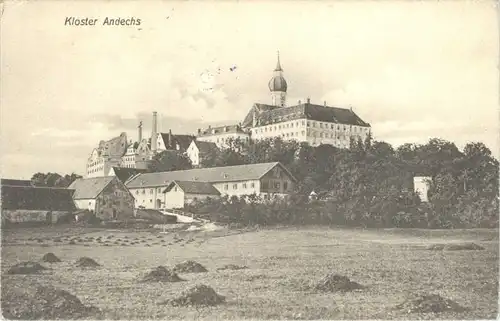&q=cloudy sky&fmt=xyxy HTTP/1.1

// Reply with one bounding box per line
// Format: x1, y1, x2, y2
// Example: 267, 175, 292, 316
1, 1, 498, 179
